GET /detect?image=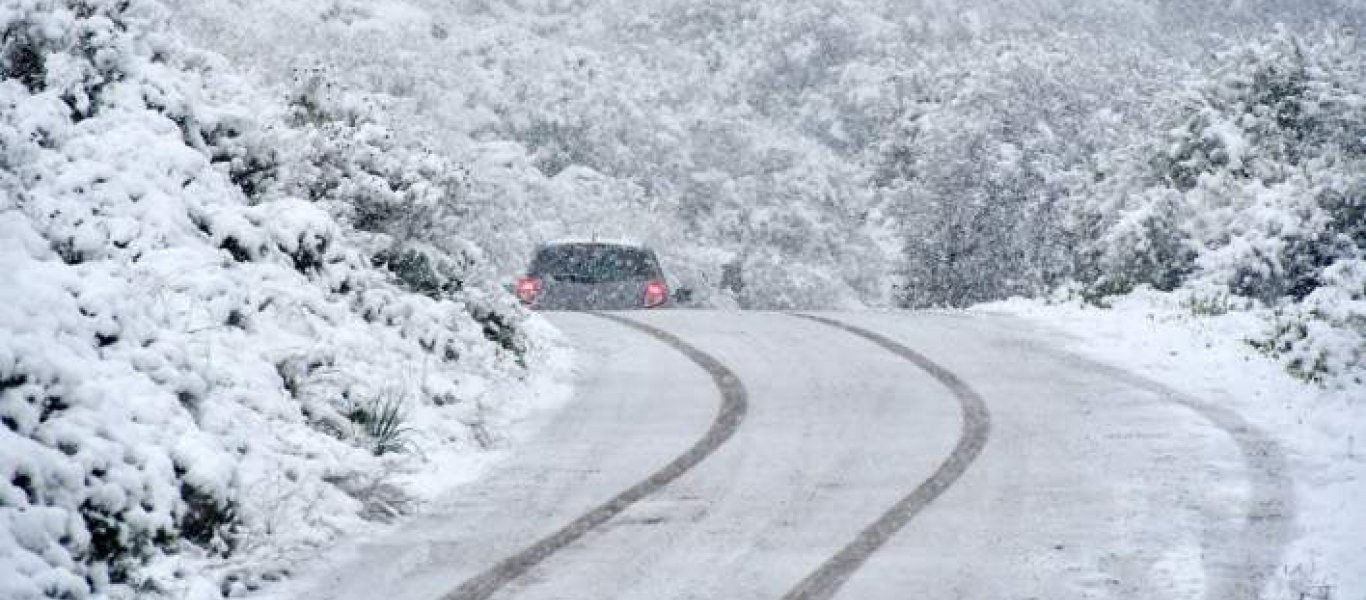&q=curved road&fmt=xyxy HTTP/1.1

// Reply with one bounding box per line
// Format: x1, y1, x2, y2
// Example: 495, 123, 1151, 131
271, 311, 1292, 600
